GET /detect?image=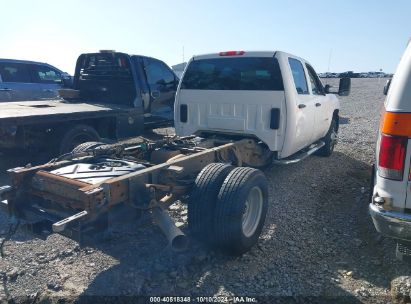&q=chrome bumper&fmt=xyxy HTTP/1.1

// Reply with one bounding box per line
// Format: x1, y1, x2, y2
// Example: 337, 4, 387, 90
369, 203, 411, 241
